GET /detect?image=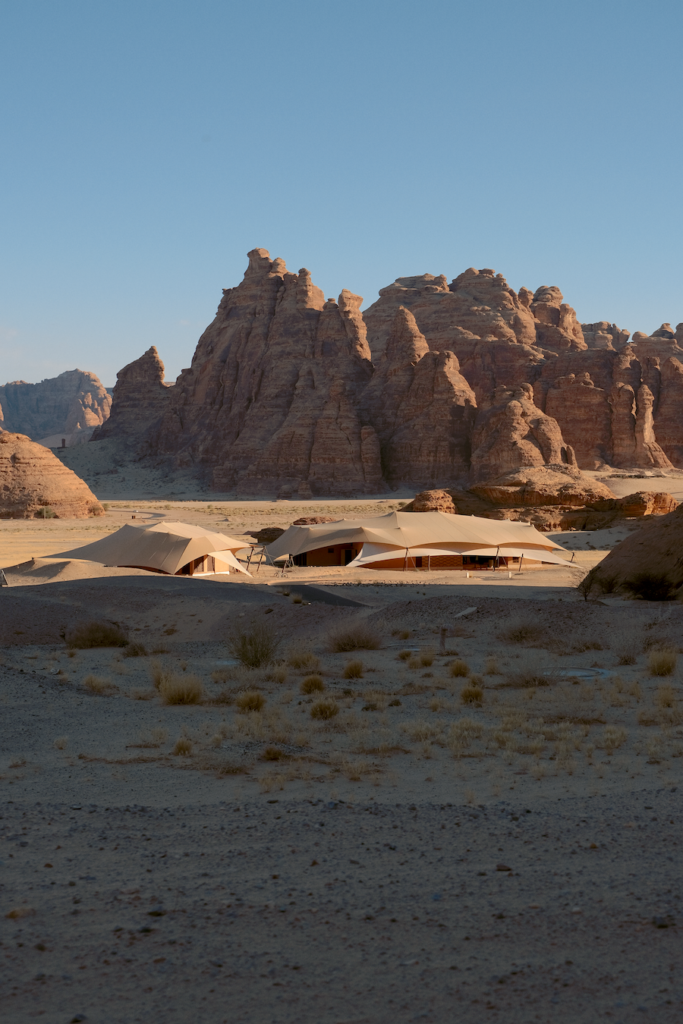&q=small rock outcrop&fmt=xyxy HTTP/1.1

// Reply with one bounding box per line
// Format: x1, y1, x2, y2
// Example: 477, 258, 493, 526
0, 370, 111, 445
589, 502, 683, 594
0, 433, 103, 519
92, 347, 171, 442
469, 466, 615, 508
470, 384, 576, 484
402, 489, 457, 514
